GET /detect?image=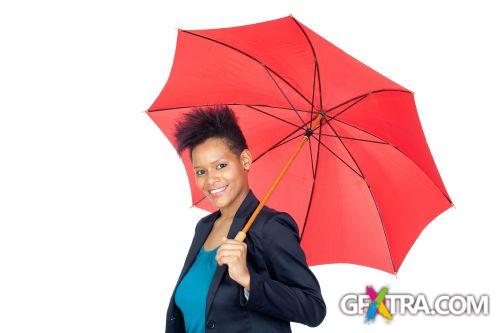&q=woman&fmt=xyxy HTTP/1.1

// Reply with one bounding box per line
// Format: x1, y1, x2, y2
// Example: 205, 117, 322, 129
166, 105, 327, 333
